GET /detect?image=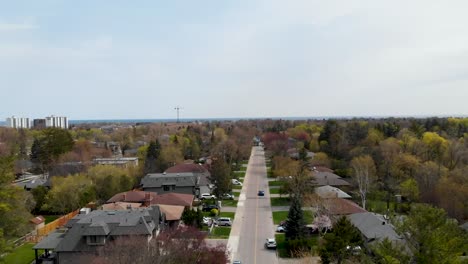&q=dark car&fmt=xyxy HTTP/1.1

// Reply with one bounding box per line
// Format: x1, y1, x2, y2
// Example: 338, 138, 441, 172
258, 190, 265, 196
202, 204, 219, 212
